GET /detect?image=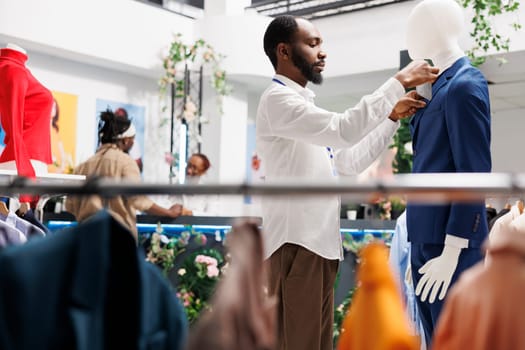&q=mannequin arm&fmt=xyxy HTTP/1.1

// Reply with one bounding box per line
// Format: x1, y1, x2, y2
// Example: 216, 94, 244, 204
415, 234, 468, 303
